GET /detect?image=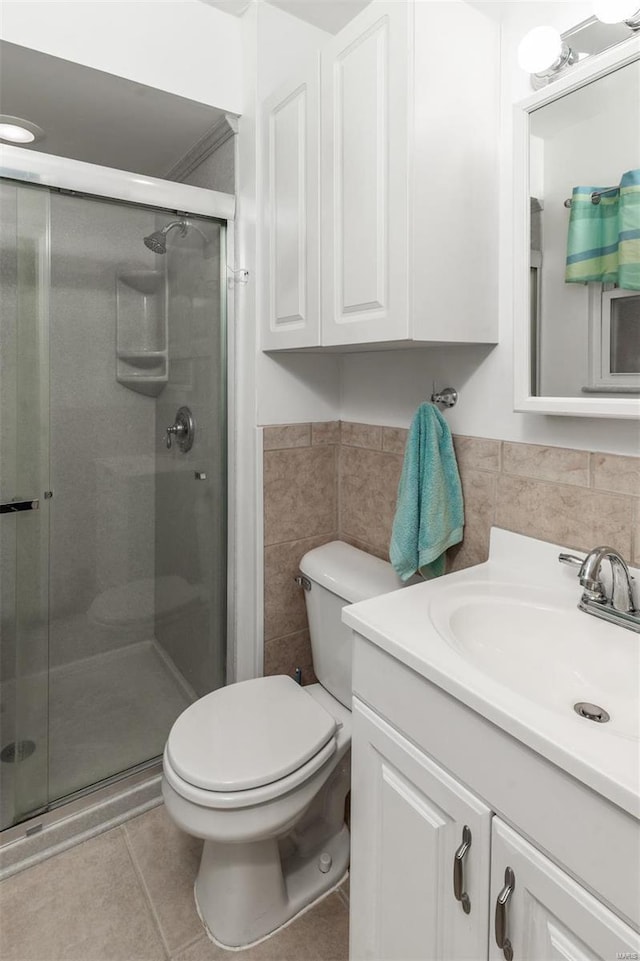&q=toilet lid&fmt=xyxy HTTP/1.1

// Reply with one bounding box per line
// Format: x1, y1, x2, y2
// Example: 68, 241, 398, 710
166, 675, 337, 792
